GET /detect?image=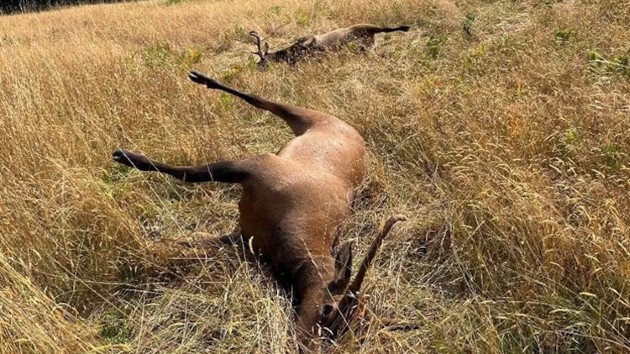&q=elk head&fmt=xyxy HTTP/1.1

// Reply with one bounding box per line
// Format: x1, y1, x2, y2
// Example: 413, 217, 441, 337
249, 31, 315, 67
249, 31, 270, 67
295, 215, 407, 349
